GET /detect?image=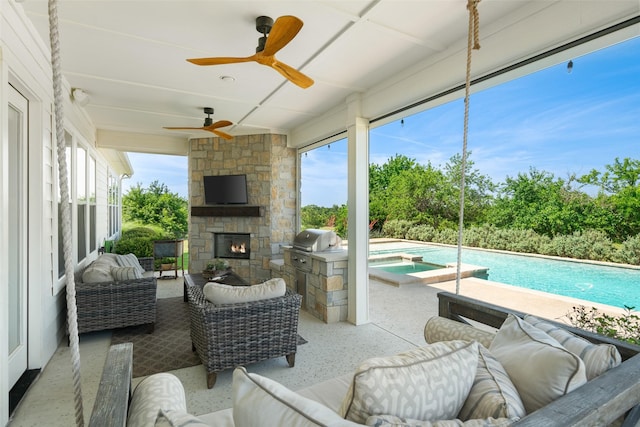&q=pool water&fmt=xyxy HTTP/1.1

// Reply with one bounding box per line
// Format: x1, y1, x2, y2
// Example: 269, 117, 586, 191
370, 245, 640, 309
